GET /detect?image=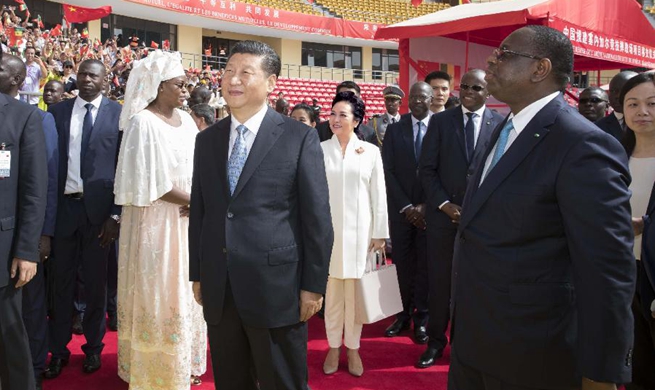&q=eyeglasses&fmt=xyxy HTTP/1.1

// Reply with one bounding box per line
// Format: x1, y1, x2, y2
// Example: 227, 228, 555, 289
492, 47, 543, 62
578, 97, 608, 105
64, 65, 74, 69
460, 84, 485, 92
